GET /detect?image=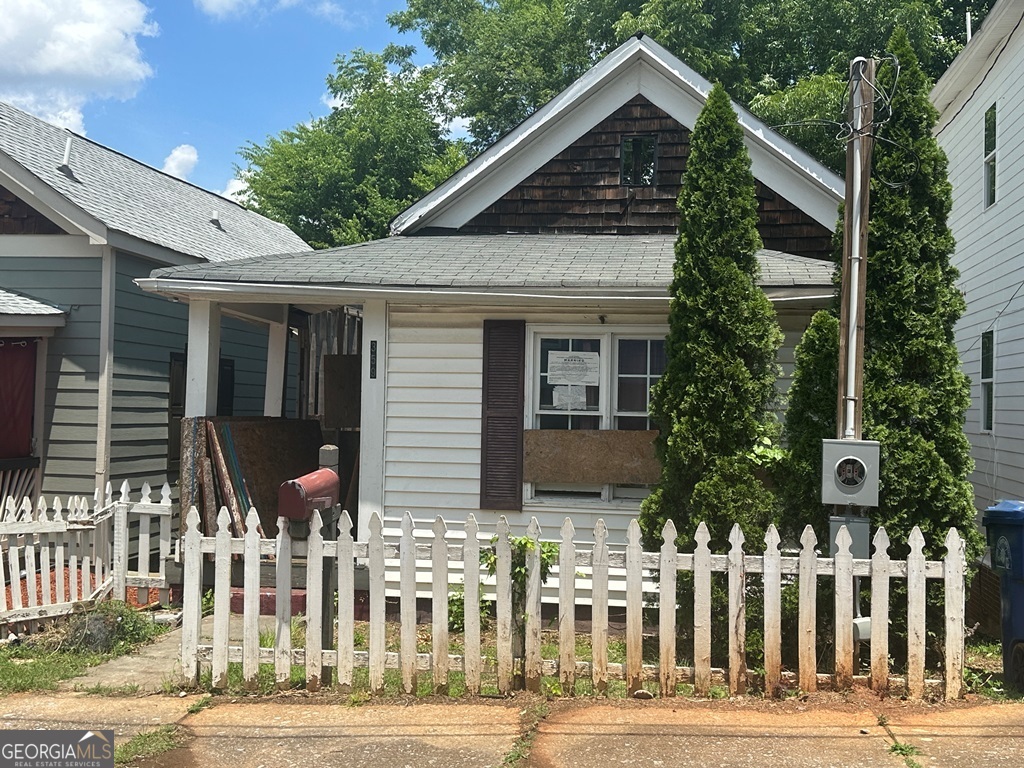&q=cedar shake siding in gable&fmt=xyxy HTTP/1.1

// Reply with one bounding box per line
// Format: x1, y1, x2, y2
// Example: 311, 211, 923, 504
1, 184, 62, 234
459, 96, 833, 260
